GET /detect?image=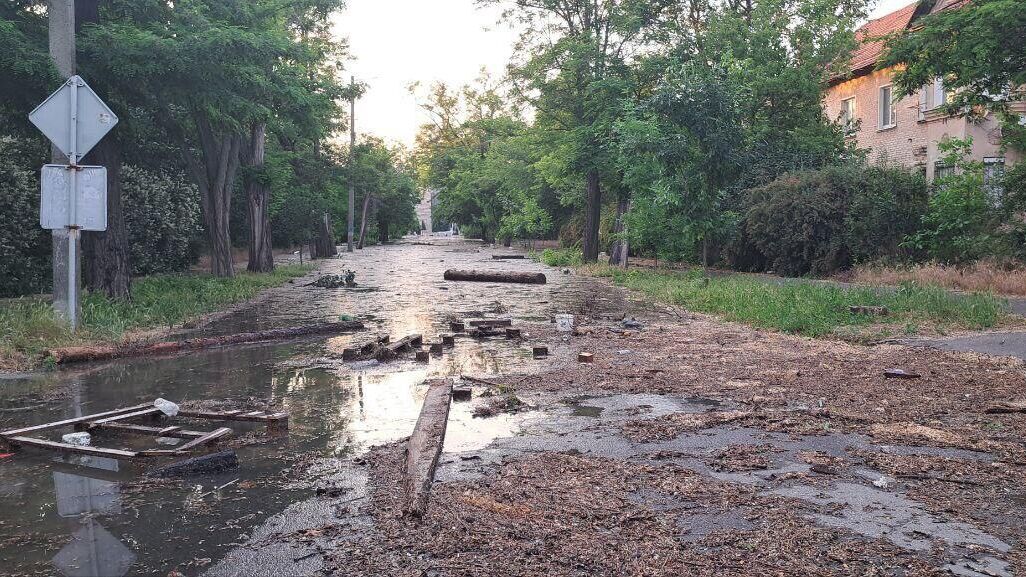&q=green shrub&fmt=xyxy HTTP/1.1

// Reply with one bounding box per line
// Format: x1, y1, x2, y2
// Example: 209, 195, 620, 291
903, 139, 1003, 264
0, 136, 50, 297
743, 164, 928, 276
539, 247, 583, 267
122, 165, 203, 275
